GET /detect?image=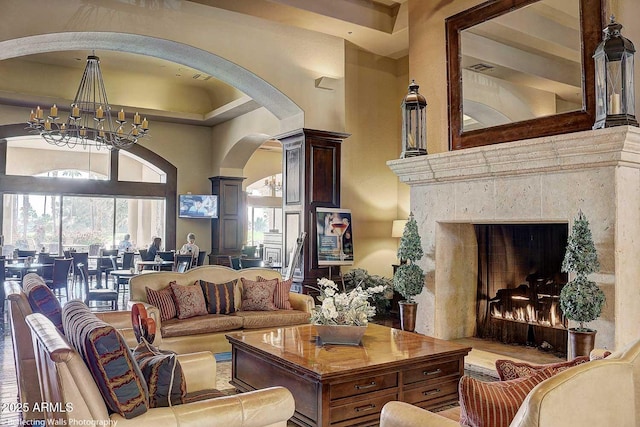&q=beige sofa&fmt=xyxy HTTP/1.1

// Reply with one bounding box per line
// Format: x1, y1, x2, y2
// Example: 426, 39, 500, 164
26, 312, 295, 426
380, 337, 640, 427
128, 265, 314, 354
